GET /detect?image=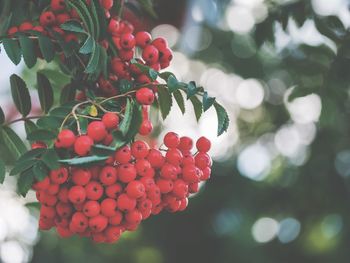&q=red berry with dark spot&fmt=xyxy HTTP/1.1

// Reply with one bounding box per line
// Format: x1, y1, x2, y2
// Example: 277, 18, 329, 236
136, 88, 154, 105
196, 136, 211, 152
147, 149, 165, 168
40, 11, 56, 26
101, 198, 118, 217
152, 37, 168, 50
72, 169, 91, 186
51, 0, 66, 11
179, 136, 193, 151
115, 145, 132, 164
120, 33, 136, 50
89, 215, 108, 232
139, 120, 153, 135
68, 186, 86, 204
126, 180, 145, 199
87, 121, 108, 142
99, 166, 117, 186
118, 163, 137, 183
164, 132, 180, 148
85, 181, 104, 200
102, 112, 119, 130
131, 140, 149, 159
142, 45, 159, 64
117, 193, 136, 211
50, 167, 68, 184
83, 201, 100, 217
74, 136, 93, 156
135, 31, 152, 48
56, 129, 76, 148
